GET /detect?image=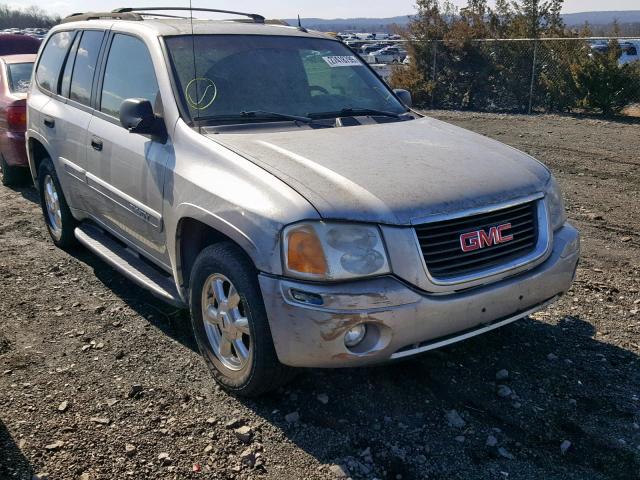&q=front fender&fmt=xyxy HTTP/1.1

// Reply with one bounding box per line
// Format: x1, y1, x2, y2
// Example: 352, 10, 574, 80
168, 203, 279, 301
